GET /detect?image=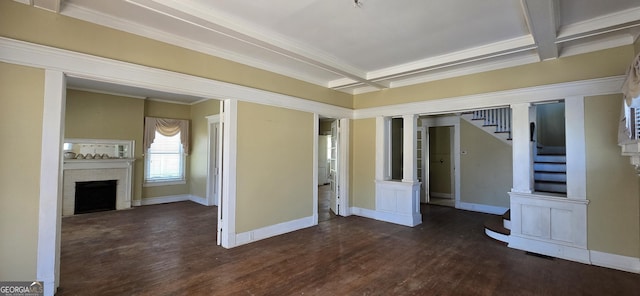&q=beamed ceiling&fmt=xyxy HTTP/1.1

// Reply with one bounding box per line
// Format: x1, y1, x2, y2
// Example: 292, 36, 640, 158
16, 0, 640, 103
